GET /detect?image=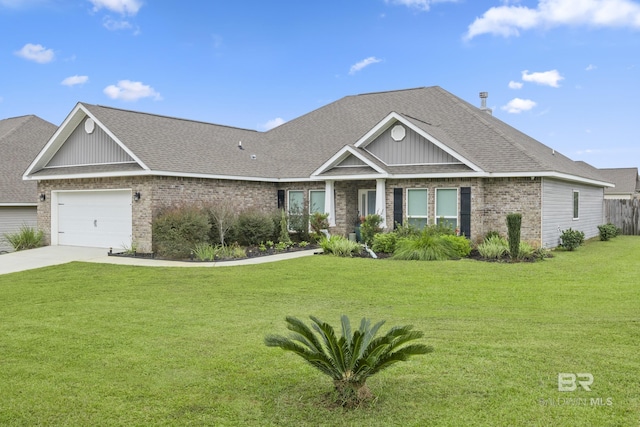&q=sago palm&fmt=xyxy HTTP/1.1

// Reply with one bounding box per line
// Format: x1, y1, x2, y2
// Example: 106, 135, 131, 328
265, 315, 433, 406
